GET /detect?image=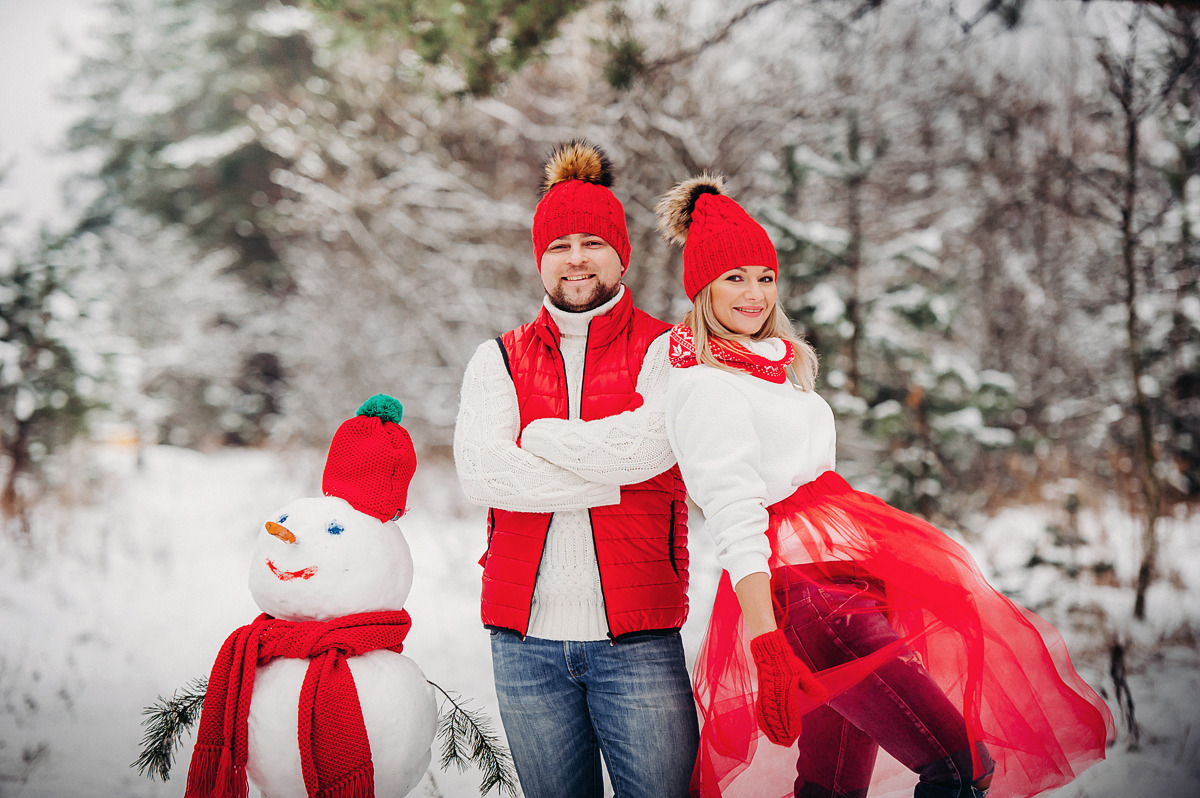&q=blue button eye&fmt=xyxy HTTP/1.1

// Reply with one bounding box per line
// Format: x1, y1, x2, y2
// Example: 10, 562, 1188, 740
327, 521, 344, 535
277, 514, 289, 523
